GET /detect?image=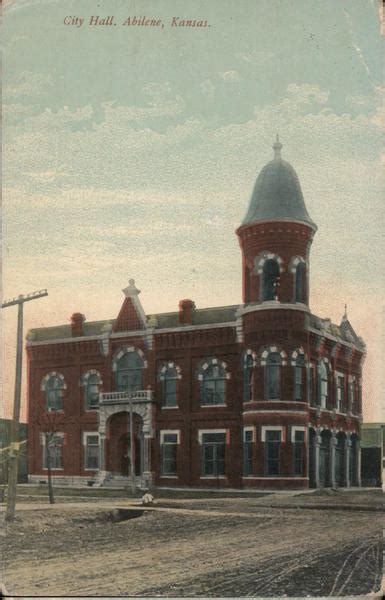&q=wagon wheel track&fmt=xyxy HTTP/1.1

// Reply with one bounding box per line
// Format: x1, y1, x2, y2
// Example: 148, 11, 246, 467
328, 536, 380, 597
